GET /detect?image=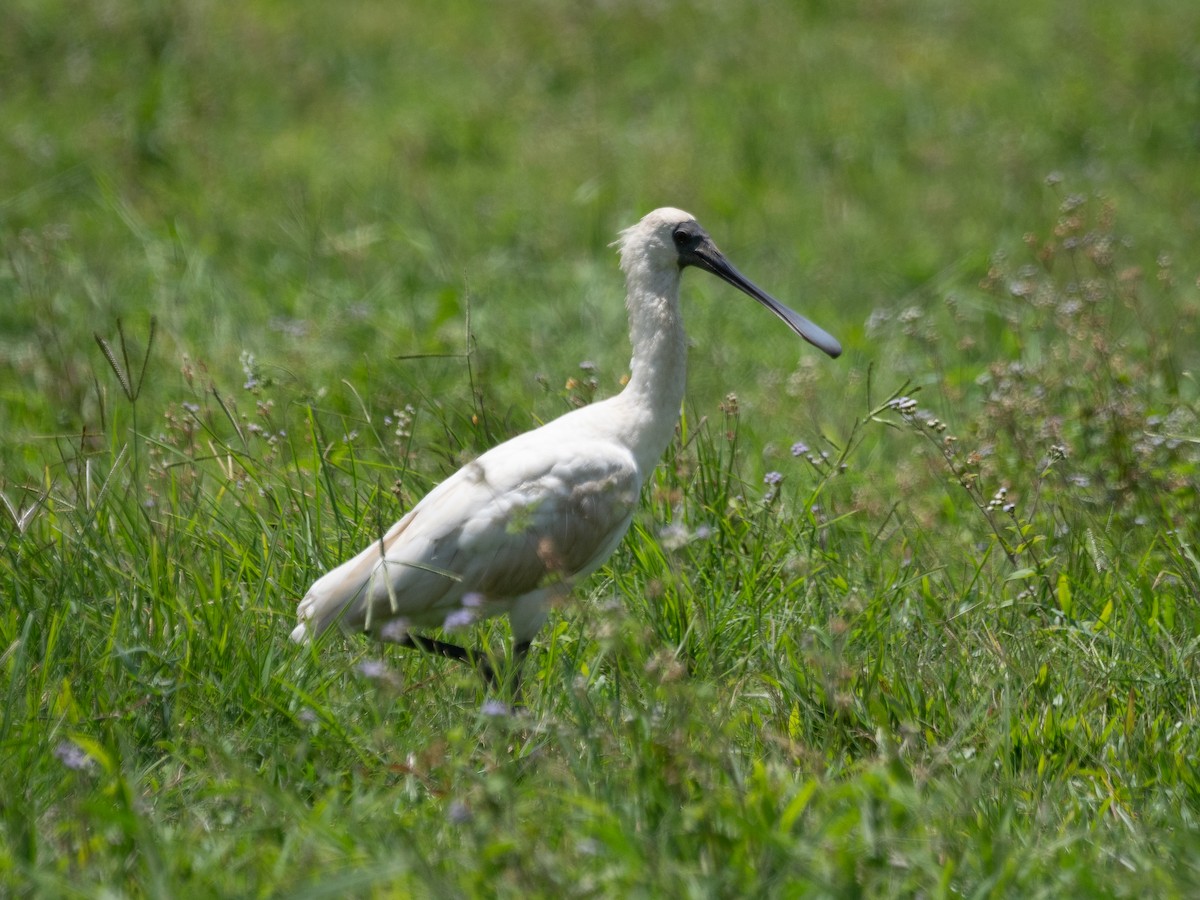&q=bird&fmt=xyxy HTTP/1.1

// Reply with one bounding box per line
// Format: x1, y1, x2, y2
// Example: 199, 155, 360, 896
290, 207, 841, 690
